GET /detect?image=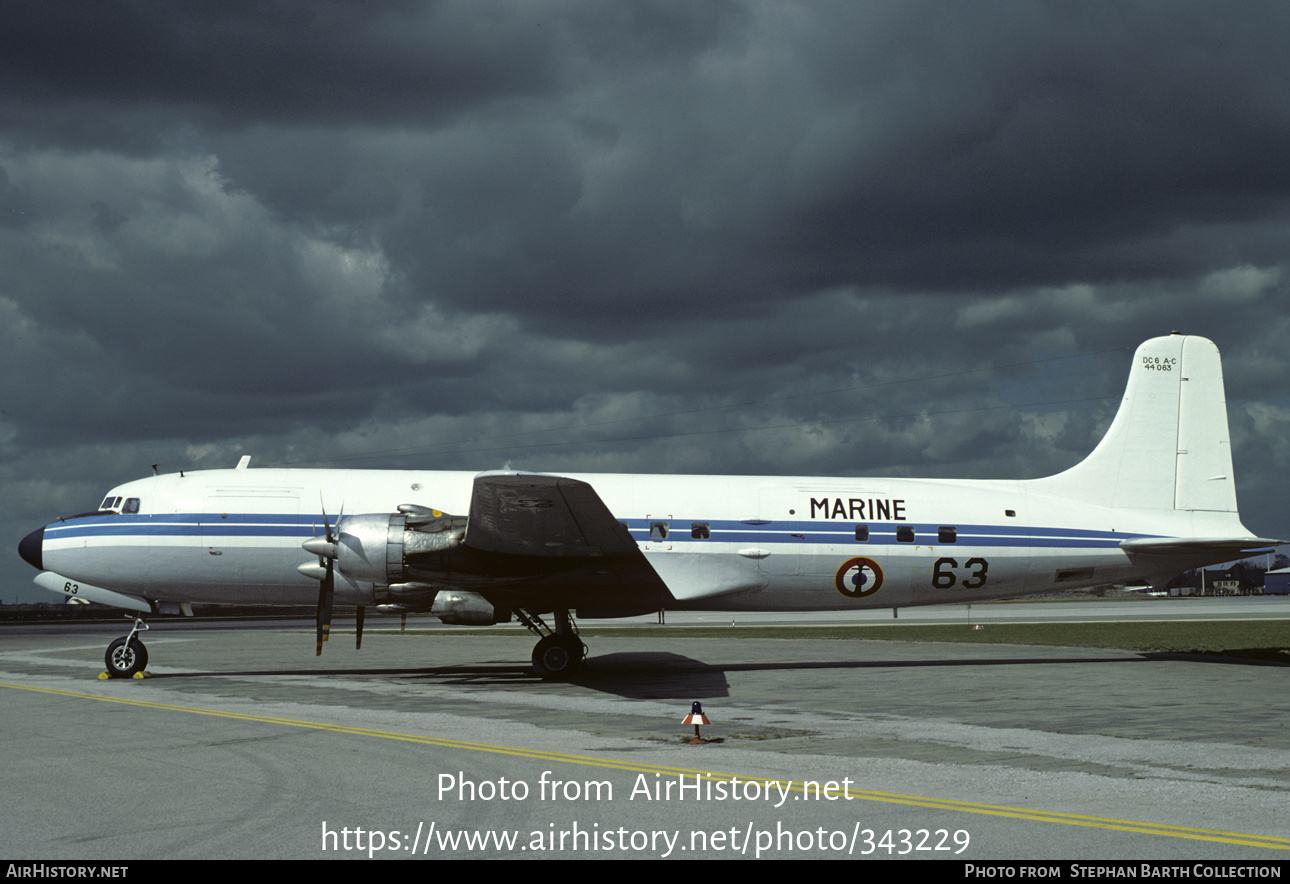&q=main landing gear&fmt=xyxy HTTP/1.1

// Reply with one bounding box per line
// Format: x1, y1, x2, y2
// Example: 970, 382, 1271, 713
105, 617, 149, 678
516, 608, 586, 680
